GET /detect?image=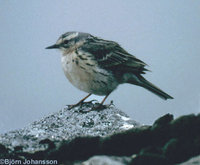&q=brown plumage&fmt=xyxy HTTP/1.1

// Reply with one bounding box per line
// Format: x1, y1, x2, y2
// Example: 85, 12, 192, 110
46, 32, 173, 108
